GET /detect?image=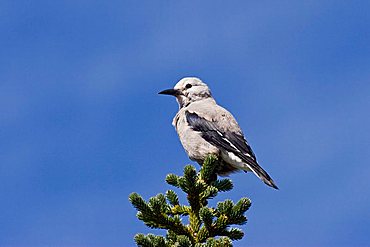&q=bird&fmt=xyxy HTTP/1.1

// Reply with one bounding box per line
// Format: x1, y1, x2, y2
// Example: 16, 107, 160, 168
159, 77, 278, 189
